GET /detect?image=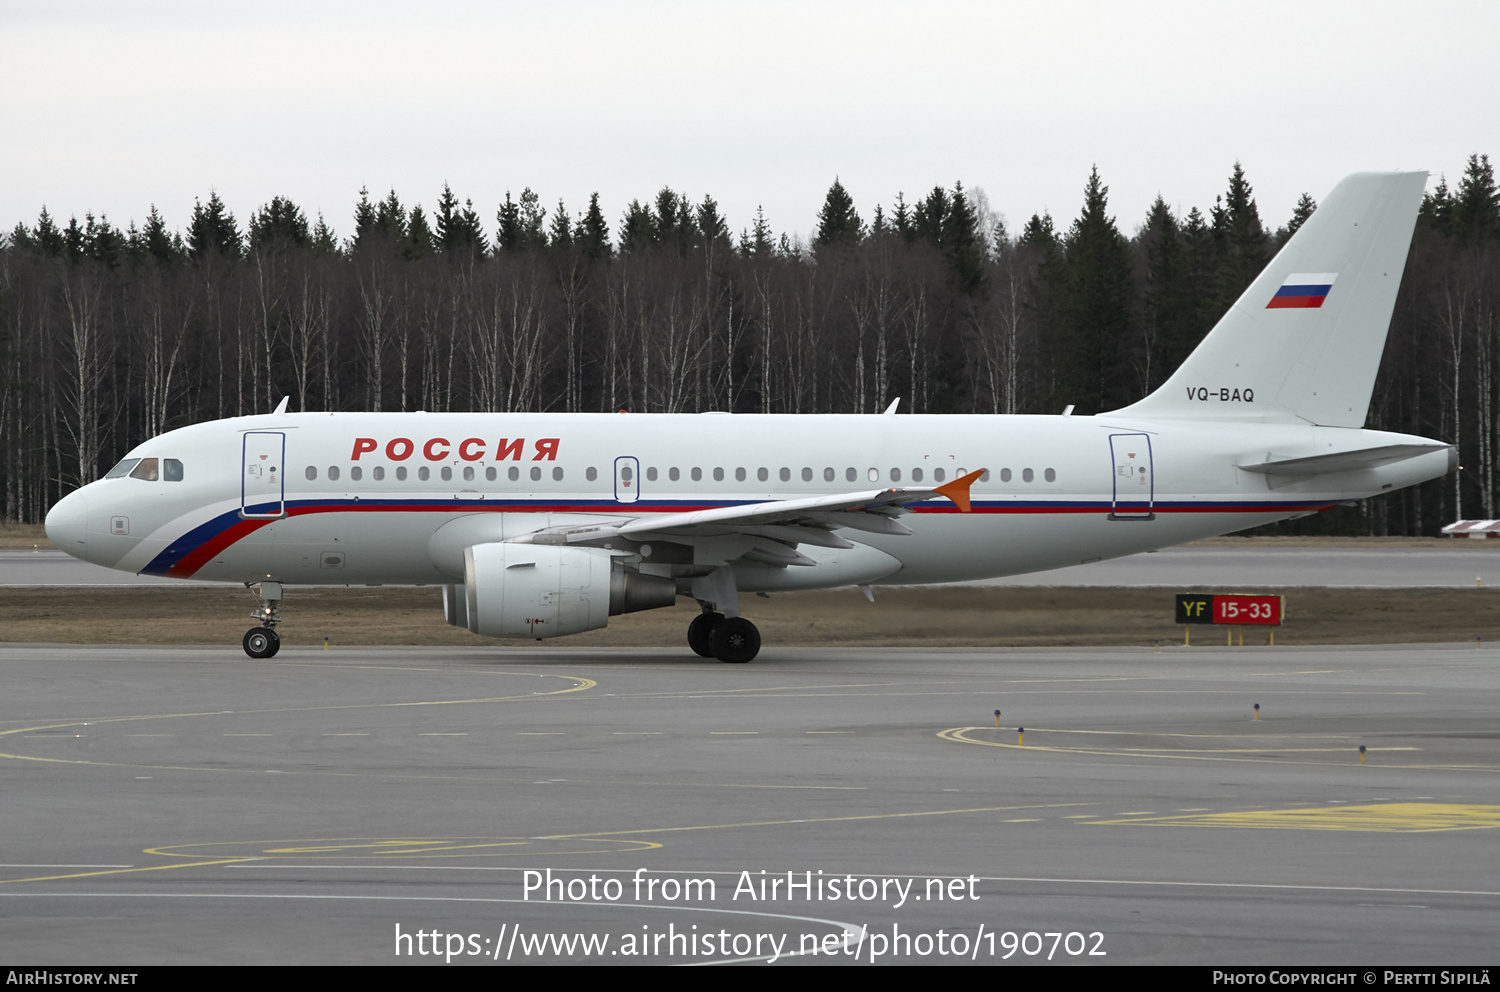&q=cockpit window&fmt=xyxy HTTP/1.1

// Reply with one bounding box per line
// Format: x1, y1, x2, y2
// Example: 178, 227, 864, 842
128, 458, 160, 481
105, 458, 140, 479
163, 458, 184, 482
